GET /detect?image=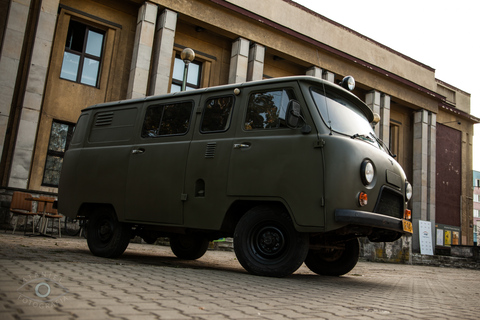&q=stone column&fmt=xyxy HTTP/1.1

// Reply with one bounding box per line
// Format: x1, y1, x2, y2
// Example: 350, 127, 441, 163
379, 94, 391, 148
8, 0, 59, 188
306, 66, 323, 78
127, 1, 158, 99
366, 90, 381, 136
0, 0, 33, 160
412, 110, 436, 252
228, 37, 249, 84
427, 112, 436, 237
322, 70, 335, 83
247, 43, 265, 81
149, 8, 177, 96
